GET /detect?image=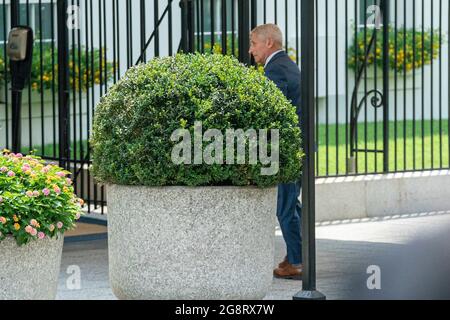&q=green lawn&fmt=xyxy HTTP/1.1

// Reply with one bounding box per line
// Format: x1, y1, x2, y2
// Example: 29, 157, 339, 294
317, 119, 450, 176
20, 140, 89, 160
17, 119, 449, 177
